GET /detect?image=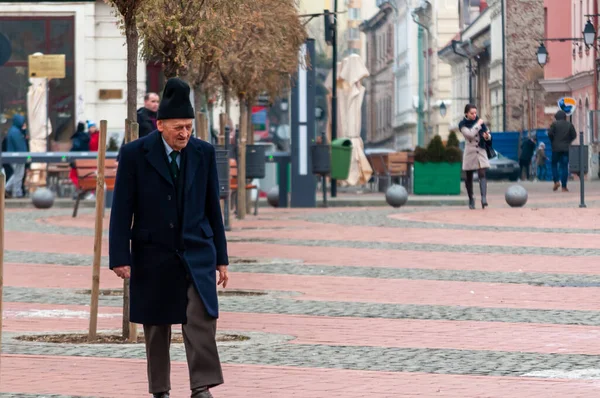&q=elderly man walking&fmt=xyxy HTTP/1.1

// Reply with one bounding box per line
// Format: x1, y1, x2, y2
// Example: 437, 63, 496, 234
109, 77, 229, 398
